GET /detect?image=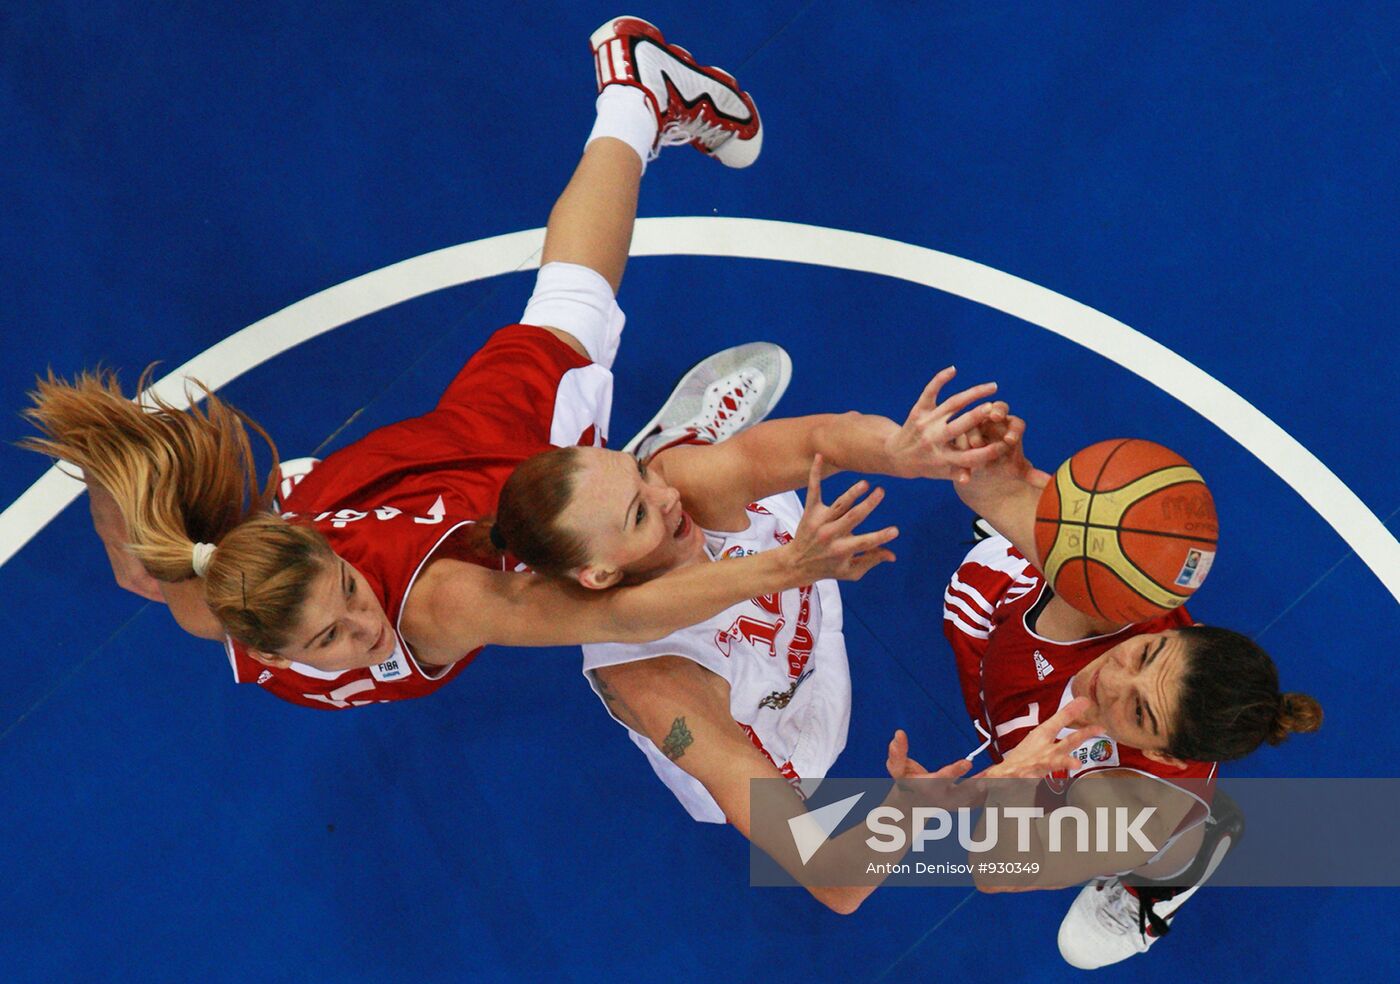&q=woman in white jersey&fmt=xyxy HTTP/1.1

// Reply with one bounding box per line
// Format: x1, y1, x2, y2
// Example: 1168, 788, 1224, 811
465, 370, 1099, 911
